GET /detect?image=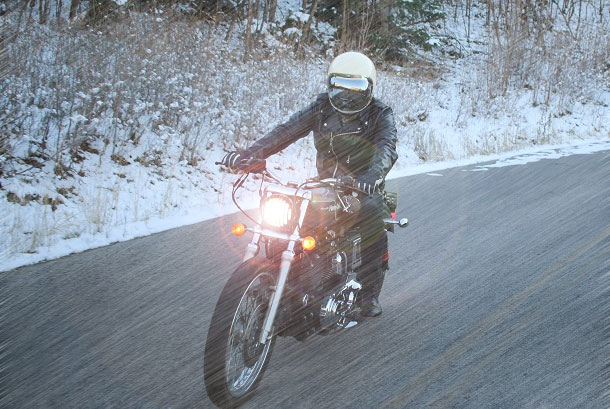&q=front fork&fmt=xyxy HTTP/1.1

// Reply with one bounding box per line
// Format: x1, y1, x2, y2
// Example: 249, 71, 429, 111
258, 245, 295, 344
243, 197, 310, 345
